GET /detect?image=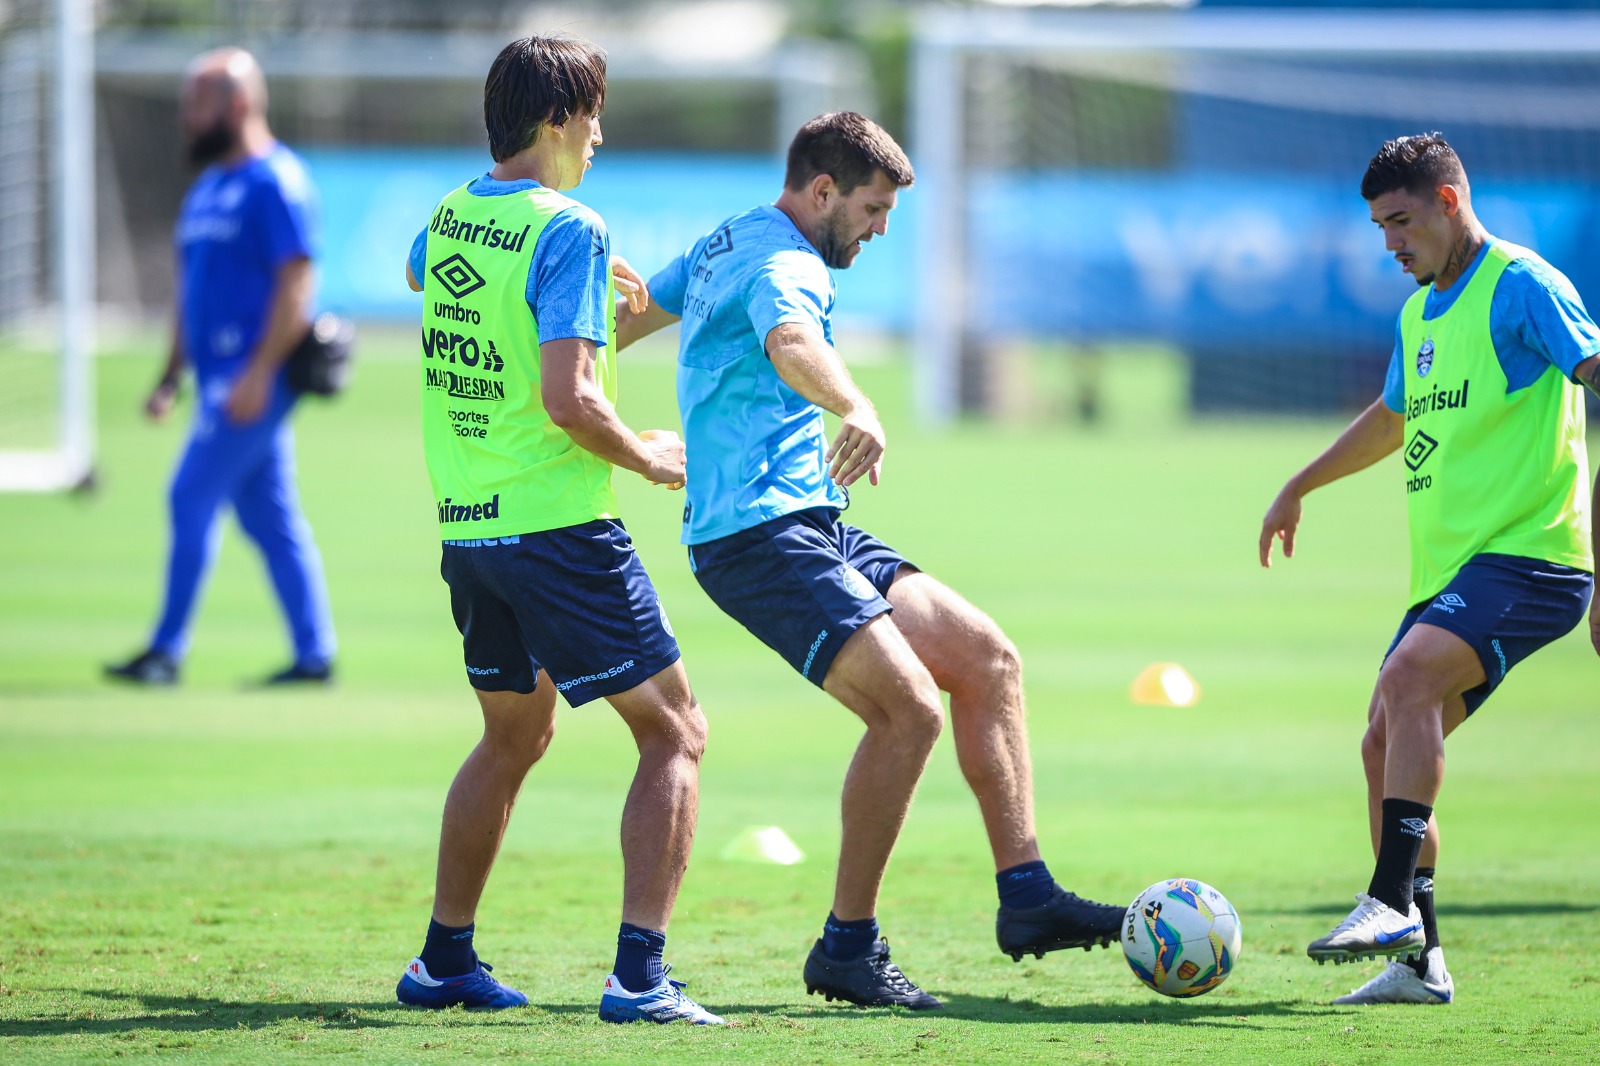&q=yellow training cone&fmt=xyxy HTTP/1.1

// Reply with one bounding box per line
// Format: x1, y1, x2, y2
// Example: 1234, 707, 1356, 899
720, 826, 805, 865
1130, 662, 1201, 707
